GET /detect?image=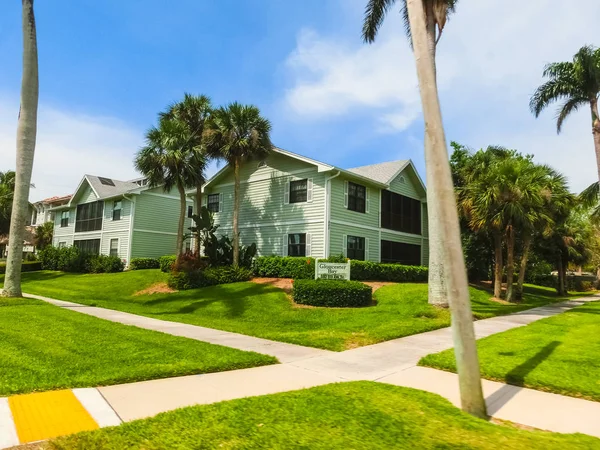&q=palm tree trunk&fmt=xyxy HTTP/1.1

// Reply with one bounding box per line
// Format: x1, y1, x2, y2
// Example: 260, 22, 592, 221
493, 232, 503, 299
591, 99, 600, 183
406, 0, 486, 419
194, 184, 202, 254
2, 0, 38, 298
505, 225, 516, 302
176, 182, 186, 254
515, 233, 532, 300
232, 157, 240, 267
557, 255, 566, 296
424, 0, 447, 307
